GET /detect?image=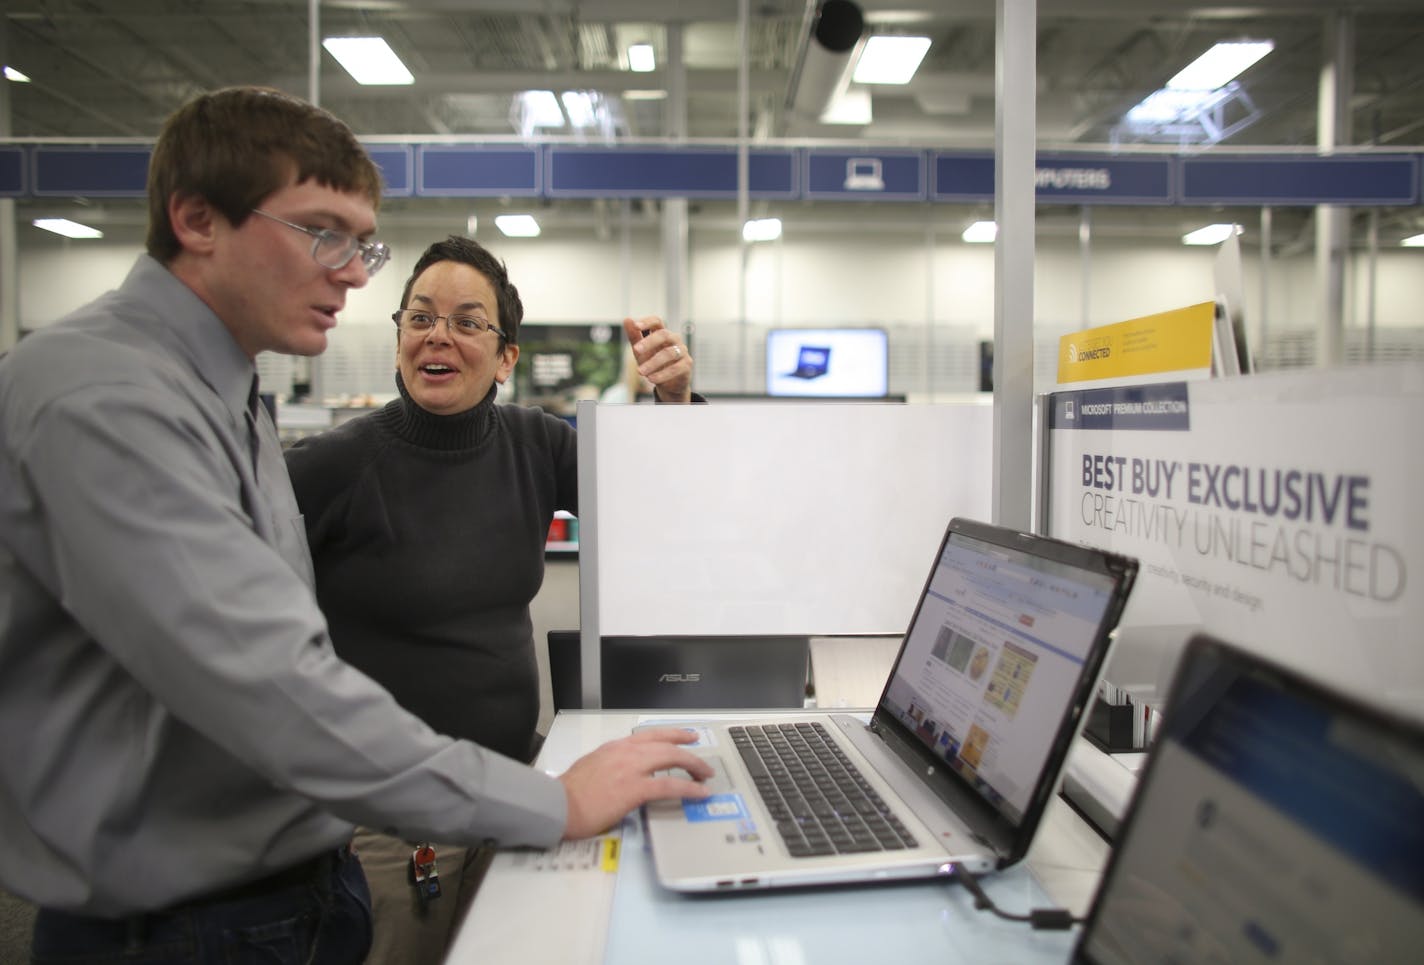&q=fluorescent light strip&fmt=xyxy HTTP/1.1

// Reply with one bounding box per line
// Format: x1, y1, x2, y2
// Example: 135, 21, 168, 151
4, 66, 31, 83
1183, 224, 1238, 246
1126, 40, 1274, 127
520, 90, 564, 128
495, 215, 540, 238
962, 220, 996, 244
743, 218, 782, 242
560, 91, 597, 128
1401, 233, 1424, 248
1168, 41, 1274, 91
627, 43, 655, 73
34, 218, 103, 239
1126, 88, 1215, 124
852, 36, 932, 85
322, 37, 414, 86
